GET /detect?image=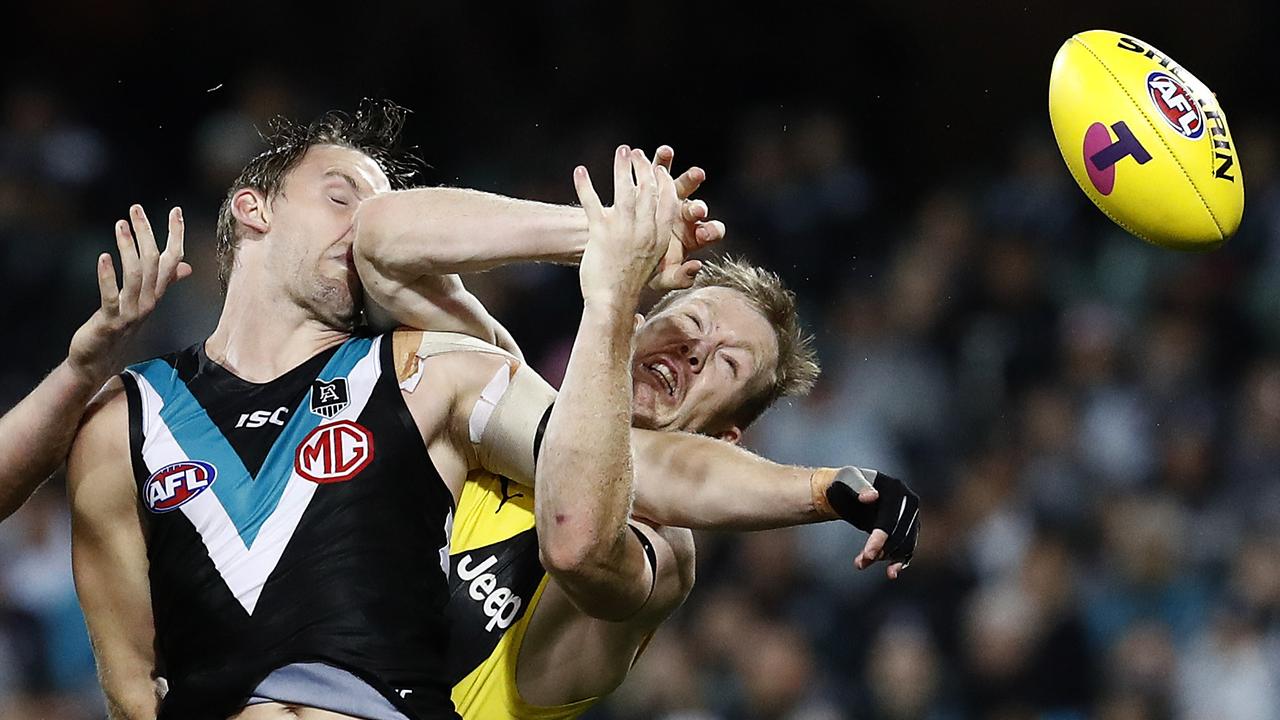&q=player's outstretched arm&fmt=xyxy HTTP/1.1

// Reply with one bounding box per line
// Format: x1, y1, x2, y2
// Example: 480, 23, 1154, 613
351, 144, 719, 278
351, 145, 721, 349
0, 206, 189, 521
628, 430, 920, 577
535, 147, 680, 621
68, 381, 160, 720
